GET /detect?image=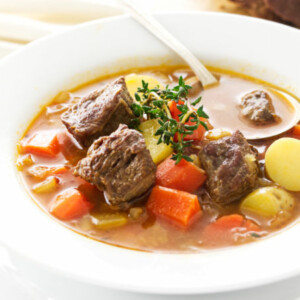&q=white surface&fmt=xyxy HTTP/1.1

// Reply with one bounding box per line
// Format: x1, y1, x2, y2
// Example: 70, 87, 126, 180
0, 12, 300, 296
